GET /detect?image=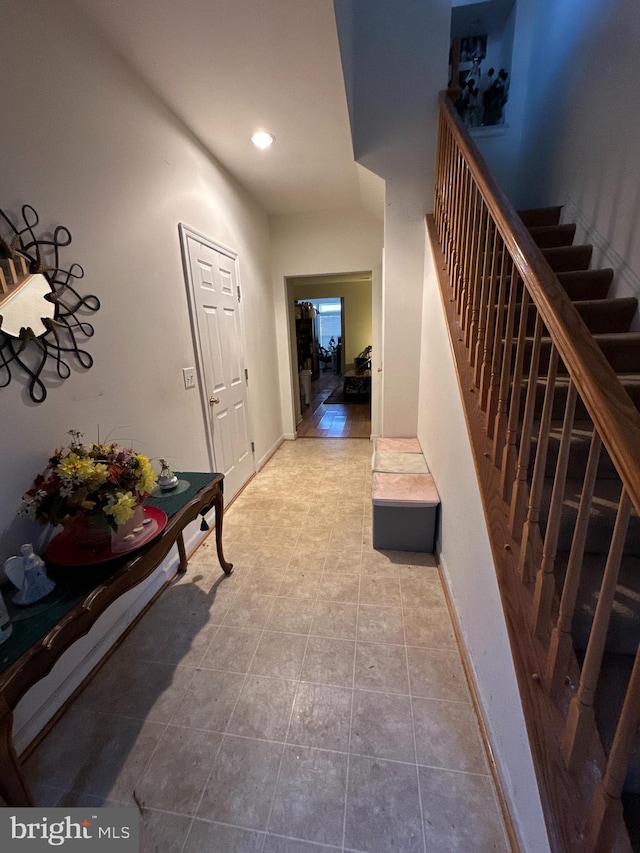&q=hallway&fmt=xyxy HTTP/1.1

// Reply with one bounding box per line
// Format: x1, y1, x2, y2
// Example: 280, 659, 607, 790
24, 439, 509, 852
